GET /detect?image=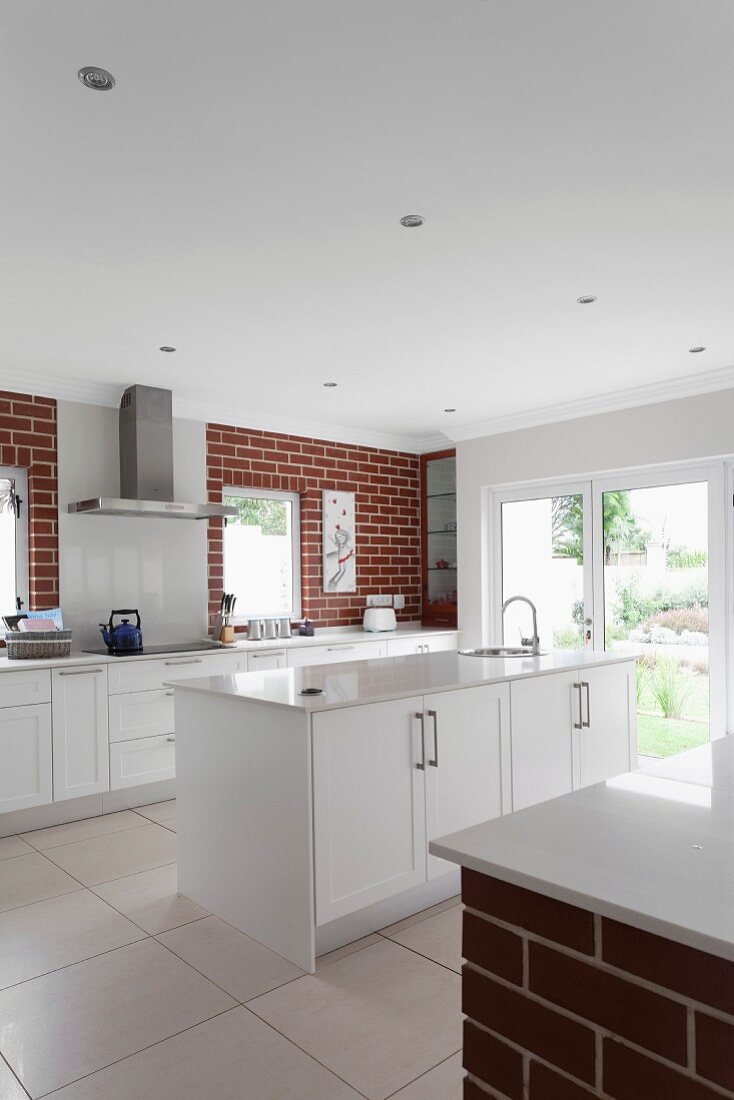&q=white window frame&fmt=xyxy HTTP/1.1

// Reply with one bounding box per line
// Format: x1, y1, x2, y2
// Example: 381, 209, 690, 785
222, 486, 302, 621
0, 466, 29, 611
